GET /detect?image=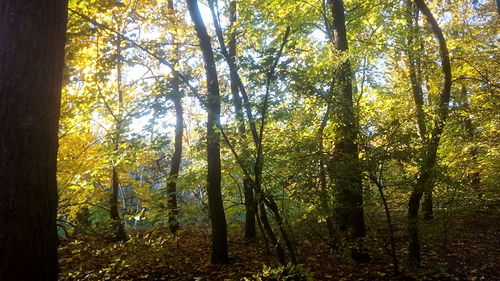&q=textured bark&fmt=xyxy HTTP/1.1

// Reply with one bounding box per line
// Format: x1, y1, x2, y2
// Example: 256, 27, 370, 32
187, 0, 228, 264
166, 0, 183, 234
0, 0, 68, 280
408, 0, 452, 266
228, 0, 256, 240
328, 0, 367, 242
